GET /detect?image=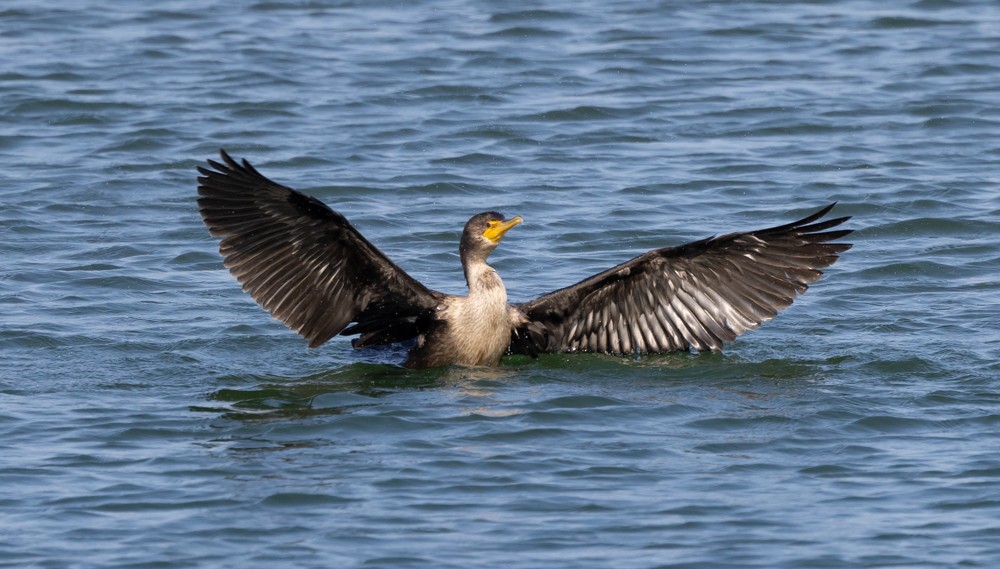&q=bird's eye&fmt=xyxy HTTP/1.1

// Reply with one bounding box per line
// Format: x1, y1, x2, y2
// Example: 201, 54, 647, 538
486, 220, 500, 229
